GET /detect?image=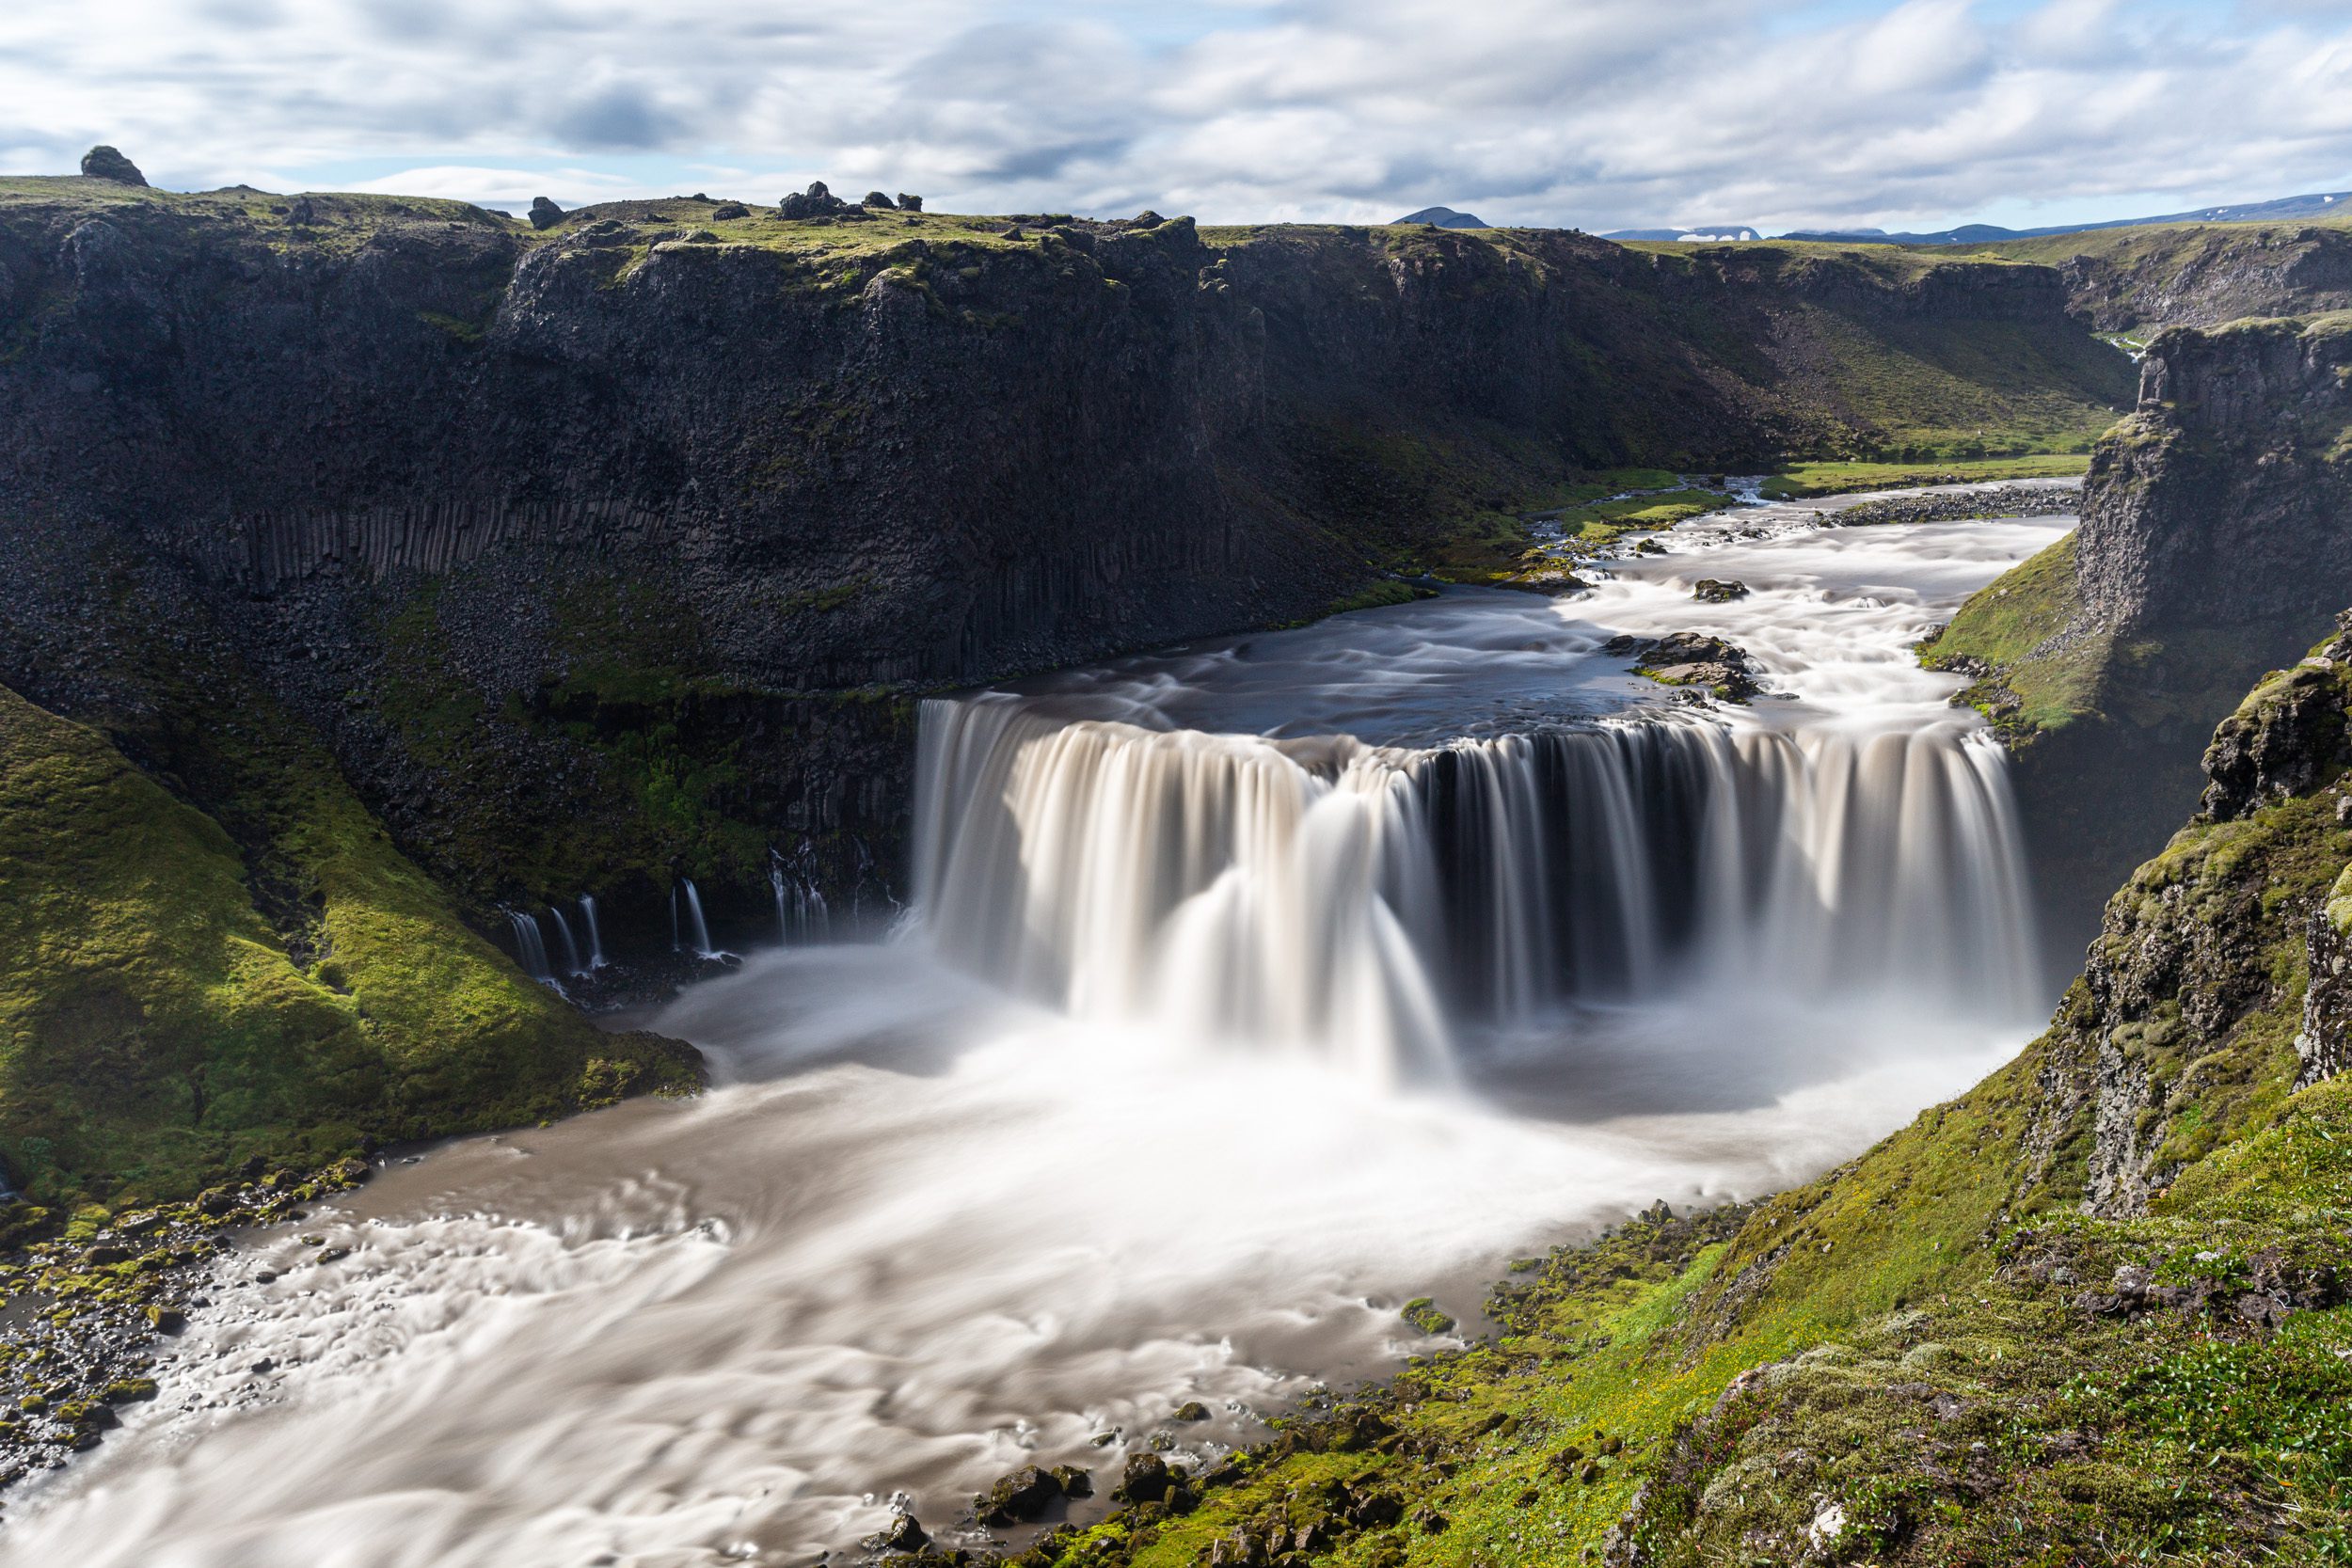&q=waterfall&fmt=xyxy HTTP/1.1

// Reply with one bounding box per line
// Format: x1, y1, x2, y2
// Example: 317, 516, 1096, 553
771, 847, 832, 944
506, 910, 556, 986
547, 904, 585, 976
678, 878, 716, 958
579, 895, 609, 969
912, 696, 2038, 1081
